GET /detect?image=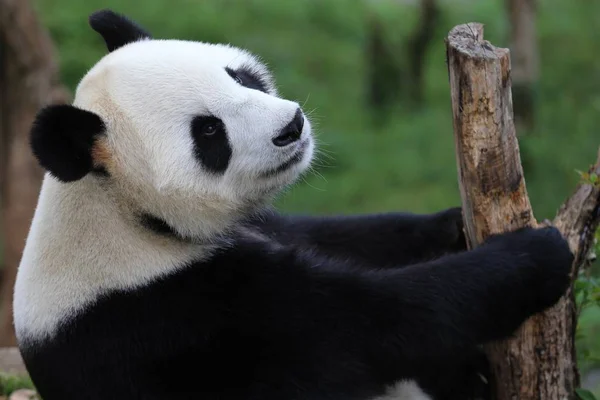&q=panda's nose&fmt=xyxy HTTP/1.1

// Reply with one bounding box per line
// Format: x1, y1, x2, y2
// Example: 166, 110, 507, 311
272, 108, 304, 147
